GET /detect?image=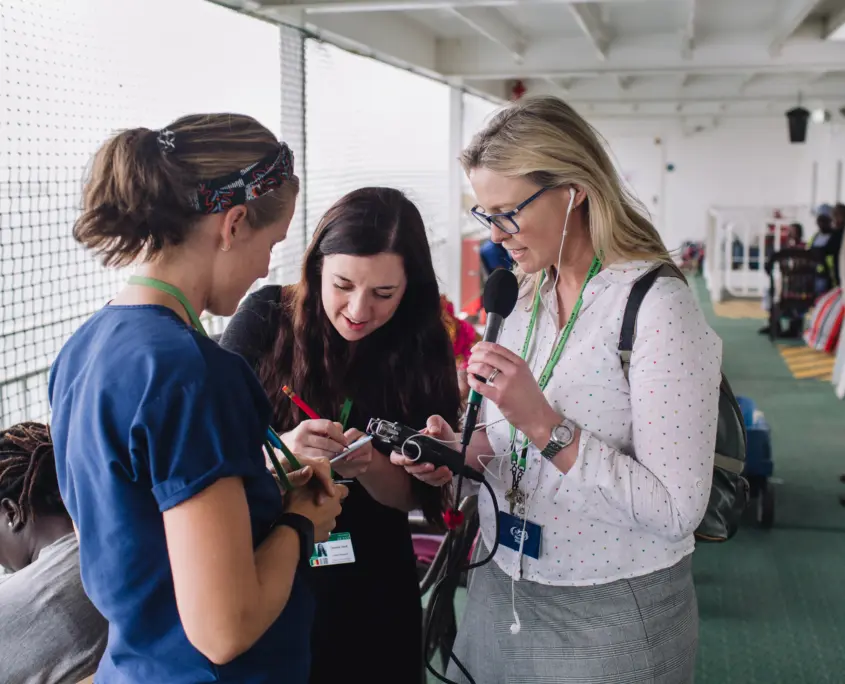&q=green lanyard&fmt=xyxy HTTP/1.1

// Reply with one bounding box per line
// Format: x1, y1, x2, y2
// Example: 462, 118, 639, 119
127, 276, 300, 491
338, 398, 353, 431
507, 257, 602, 471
